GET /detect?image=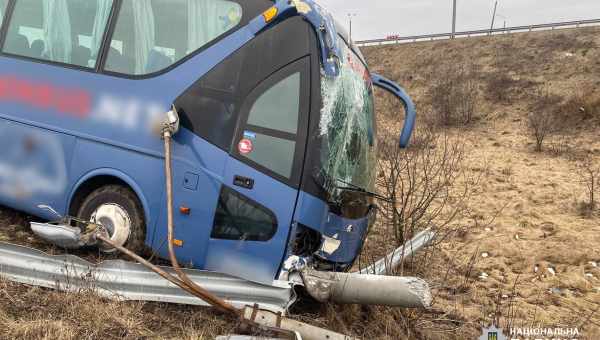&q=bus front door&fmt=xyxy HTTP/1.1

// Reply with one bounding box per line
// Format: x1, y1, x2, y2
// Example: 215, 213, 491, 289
203, 58, 310, 285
